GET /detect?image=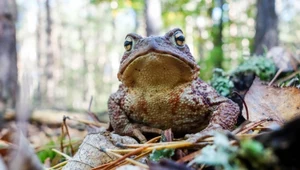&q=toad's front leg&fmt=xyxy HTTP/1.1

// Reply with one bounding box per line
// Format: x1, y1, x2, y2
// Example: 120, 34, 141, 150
108, 87, 162, 143
186, 86, 240, 143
